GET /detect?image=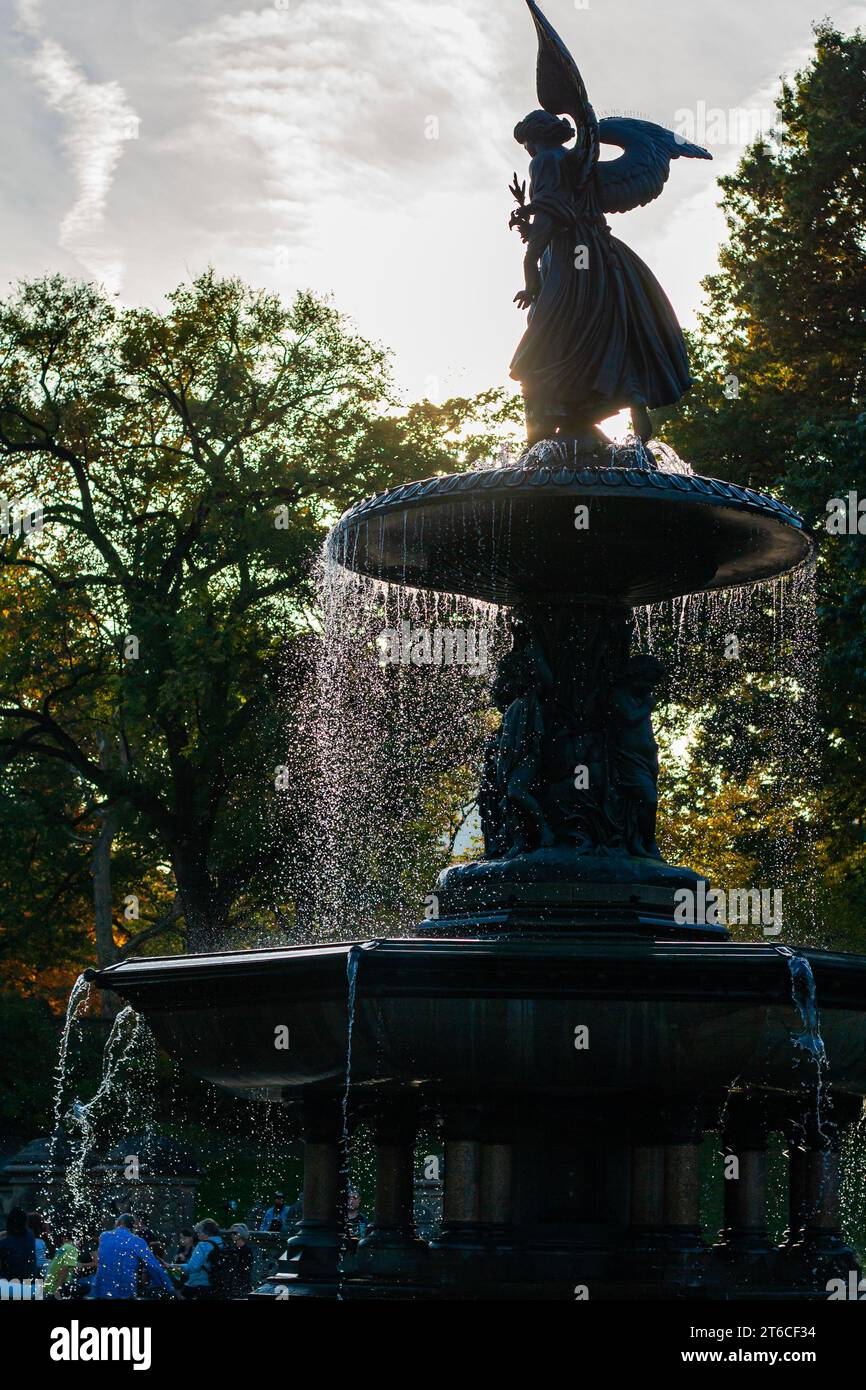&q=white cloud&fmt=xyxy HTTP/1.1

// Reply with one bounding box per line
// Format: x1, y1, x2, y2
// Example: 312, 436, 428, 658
4, 0, 866, 398
15, 0, 42, 36
167, 0, 508, 274
16, 0, 139, 293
